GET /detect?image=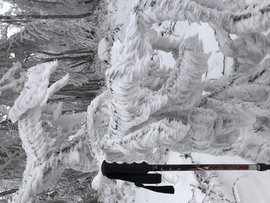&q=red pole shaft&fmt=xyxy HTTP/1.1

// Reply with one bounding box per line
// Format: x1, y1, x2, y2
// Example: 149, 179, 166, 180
150, 164, 259, 171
